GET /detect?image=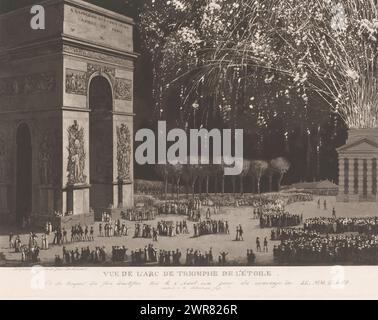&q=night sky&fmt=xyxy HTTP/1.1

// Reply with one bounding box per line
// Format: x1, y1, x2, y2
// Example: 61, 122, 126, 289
0, 0, 347, 187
